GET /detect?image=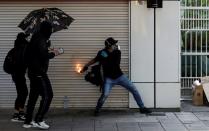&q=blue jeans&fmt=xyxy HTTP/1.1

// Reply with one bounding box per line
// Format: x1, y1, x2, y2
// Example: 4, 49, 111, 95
96, 75, 144, 110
